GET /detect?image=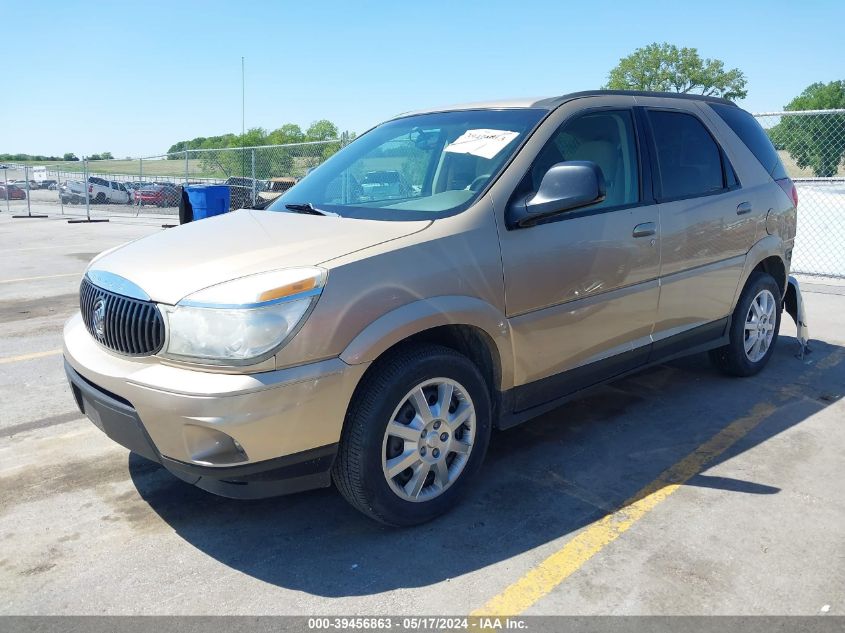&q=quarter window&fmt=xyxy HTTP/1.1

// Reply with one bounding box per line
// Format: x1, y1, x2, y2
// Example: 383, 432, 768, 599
709, 103, 787, 180
648, 110, 726, 200
530, 110, 640, 210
